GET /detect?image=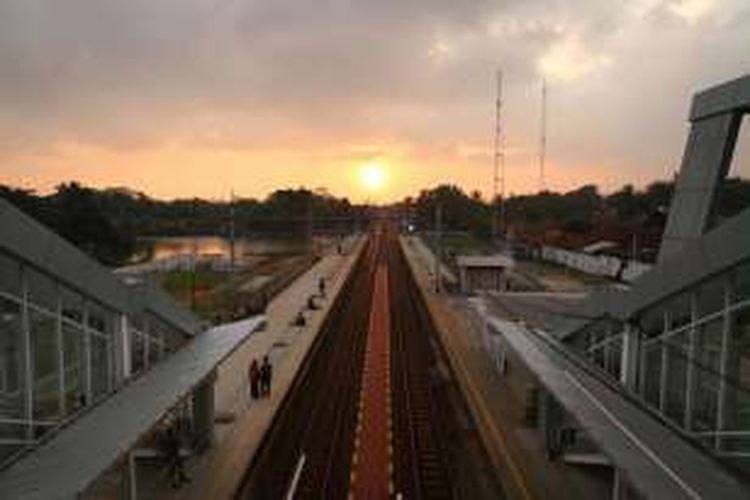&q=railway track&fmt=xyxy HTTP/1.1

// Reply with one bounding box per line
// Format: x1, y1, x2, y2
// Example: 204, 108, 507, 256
387, 231, 453, 499
237, 224, 457, 499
